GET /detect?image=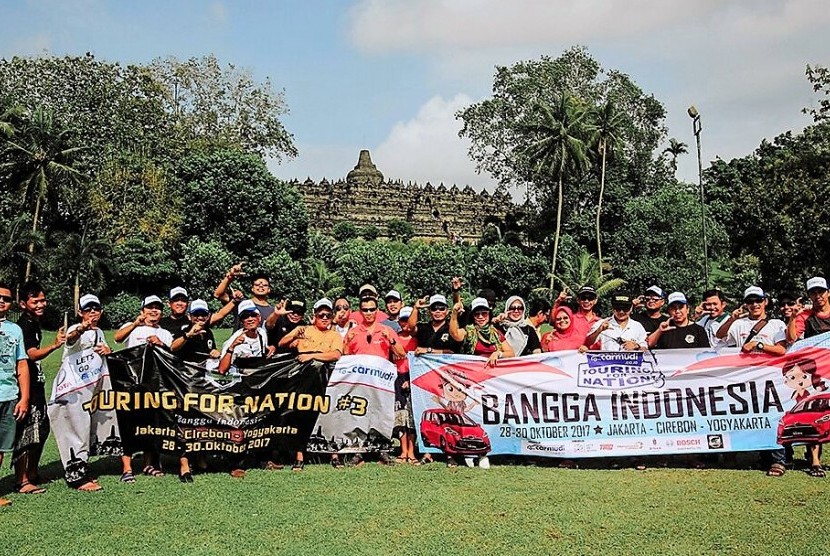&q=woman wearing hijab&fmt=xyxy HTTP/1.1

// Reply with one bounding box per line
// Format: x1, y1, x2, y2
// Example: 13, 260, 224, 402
494, 295, 542, 356
541, 306, 588, 352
